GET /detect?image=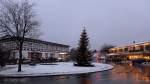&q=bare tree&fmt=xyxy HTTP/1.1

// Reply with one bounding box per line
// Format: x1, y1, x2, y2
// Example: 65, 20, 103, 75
0, 0, 40, 72
70, 48, 78, 61
100, 44, 115, 56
